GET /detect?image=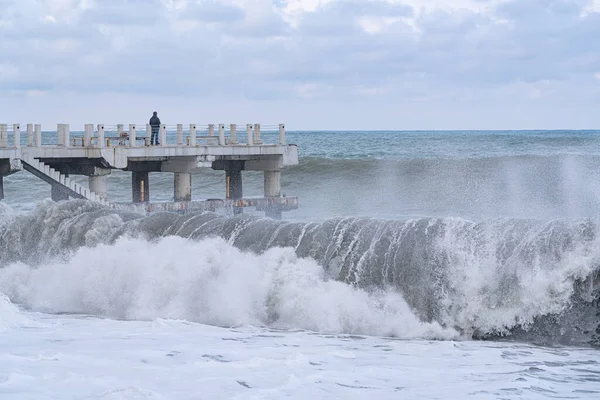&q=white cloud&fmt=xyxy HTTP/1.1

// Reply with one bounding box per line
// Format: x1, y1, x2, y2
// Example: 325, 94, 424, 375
0, 0, 599, 129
